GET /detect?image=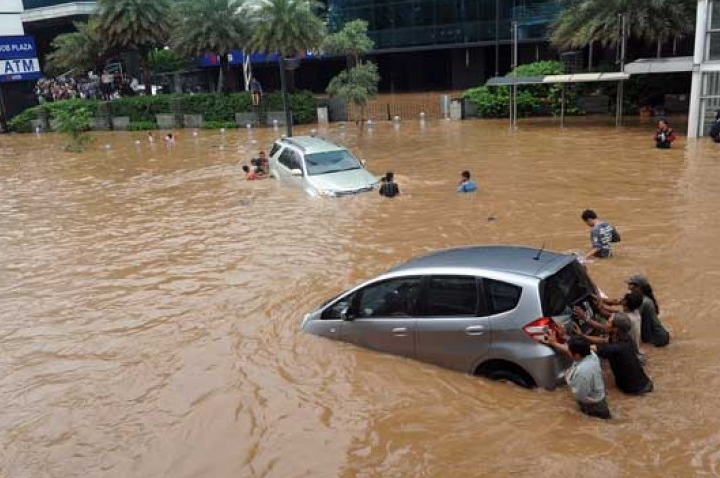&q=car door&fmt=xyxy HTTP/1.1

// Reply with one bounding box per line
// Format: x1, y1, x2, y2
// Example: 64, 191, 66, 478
275, 147, 304, 188
308, 292, 354, 340
414, 275, 492, 373
340, 276, 421, 359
